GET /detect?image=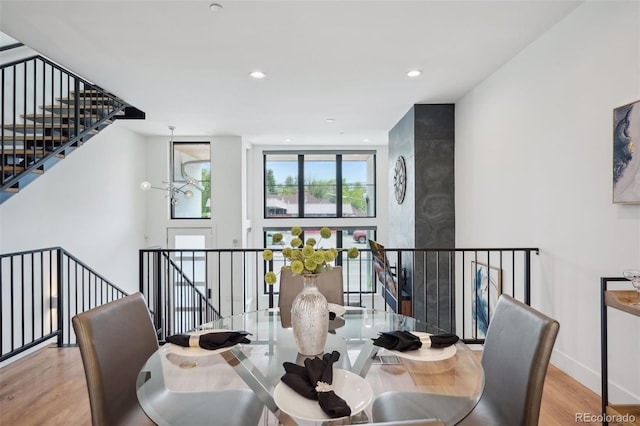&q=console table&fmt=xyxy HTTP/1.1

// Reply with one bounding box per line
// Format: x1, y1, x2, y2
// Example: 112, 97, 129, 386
600, 277, 640, 426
